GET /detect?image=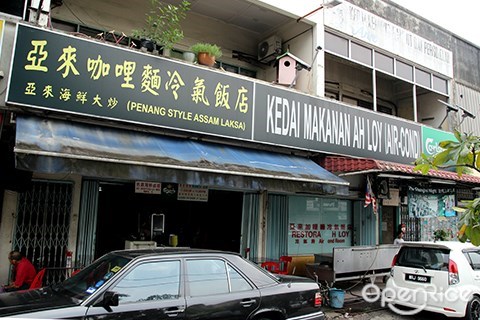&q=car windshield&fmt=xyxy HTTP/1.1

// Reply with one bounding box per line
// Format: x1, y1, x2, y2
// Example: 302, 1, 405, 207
396, 246, 449, 271
54, 253, 132, 300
